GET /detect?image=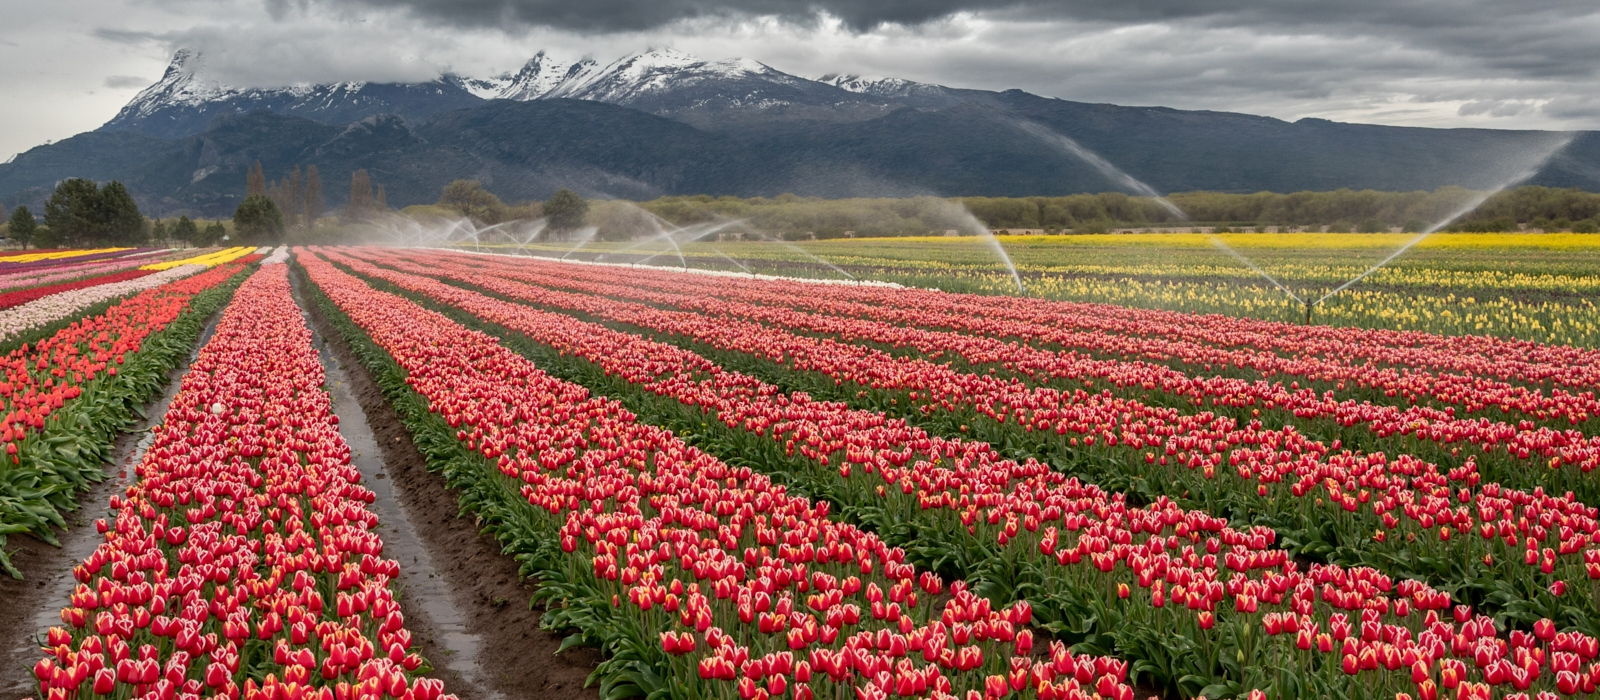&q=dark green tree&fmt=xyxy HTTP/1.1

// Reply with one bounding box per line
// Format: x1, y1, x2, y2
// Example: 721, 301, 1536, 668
43, 178, 101, 246
33, 226, 60, 249
439, 180, 507, 223
544, 188, 589, 233
173, 216, 199, 248
97, 182, 147, 245
41, 178, 145, 246
233, 195, 285, 244
150, 219, 169, 244
201, 222, 227, 247
7, 205, 37, 249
